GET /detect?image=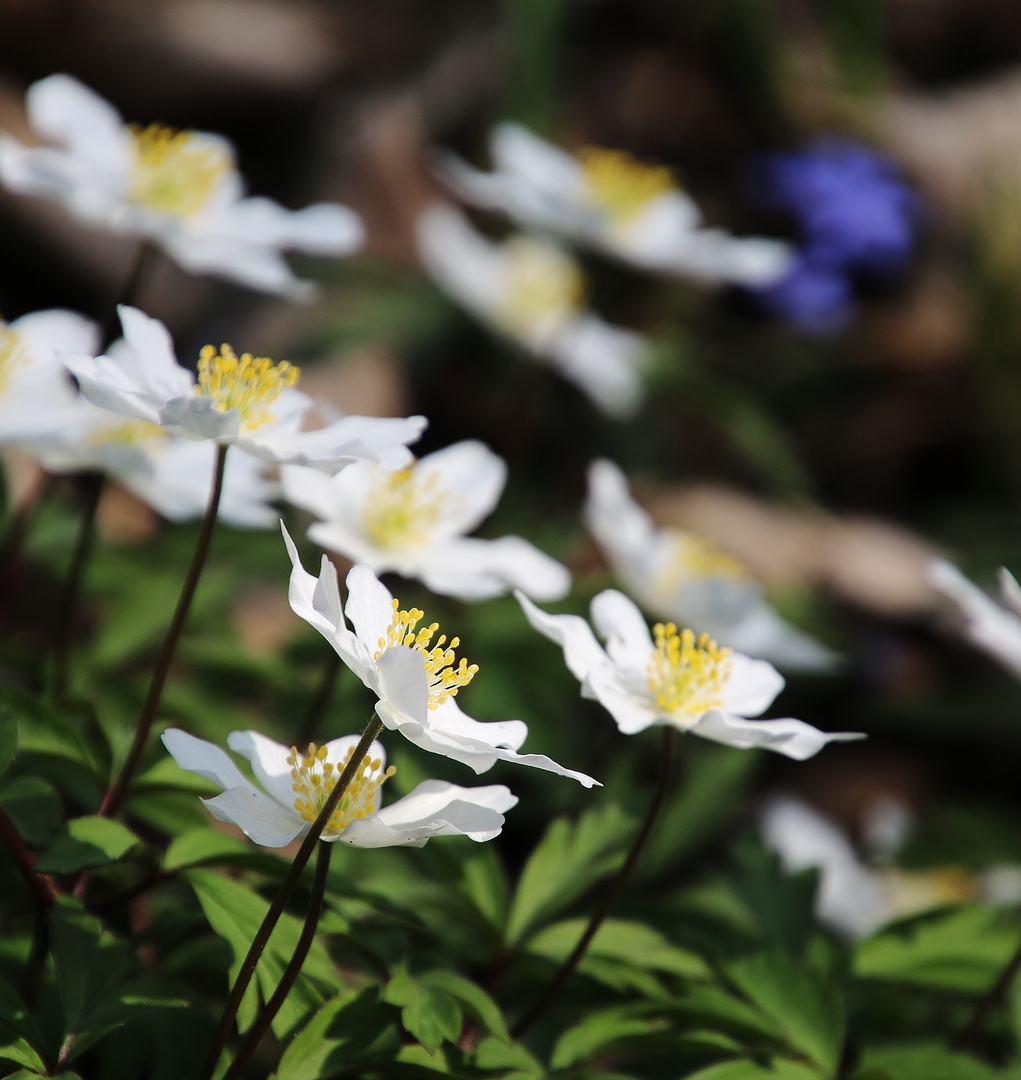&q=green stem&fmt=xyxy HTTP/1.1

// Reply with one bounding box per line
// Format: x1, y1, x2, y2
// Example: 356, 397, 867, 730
222, 841, 334, 1080
0, 474, 53, 575
97, 443, 228, 820
298, 651, 343, 744
952, 935, 1021, 1052
100, 241, 158, 347
52, 472, 104, 700
511, 727, 676, 1040
198, 712, 384, 1080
